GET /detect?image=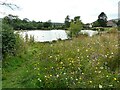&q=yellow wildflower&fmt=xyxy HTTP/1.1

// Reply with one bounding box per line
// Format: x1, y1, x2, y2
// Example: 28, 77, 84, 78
114, 78, 117, 81
89, 81, 92, 83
